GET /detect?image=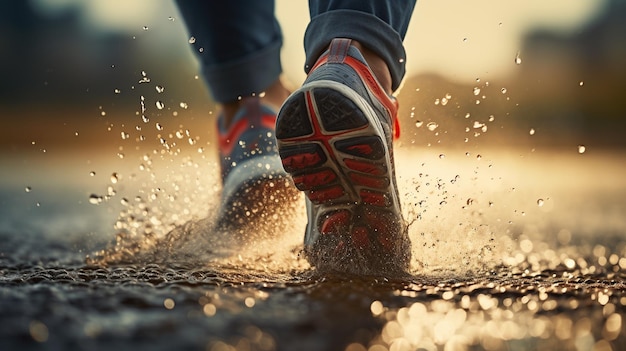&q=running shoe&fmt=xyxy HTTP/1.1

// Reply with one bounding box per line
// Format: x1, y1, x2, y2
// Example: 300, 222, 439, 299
275, 38, 411, 274
216, 97, 297, 230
